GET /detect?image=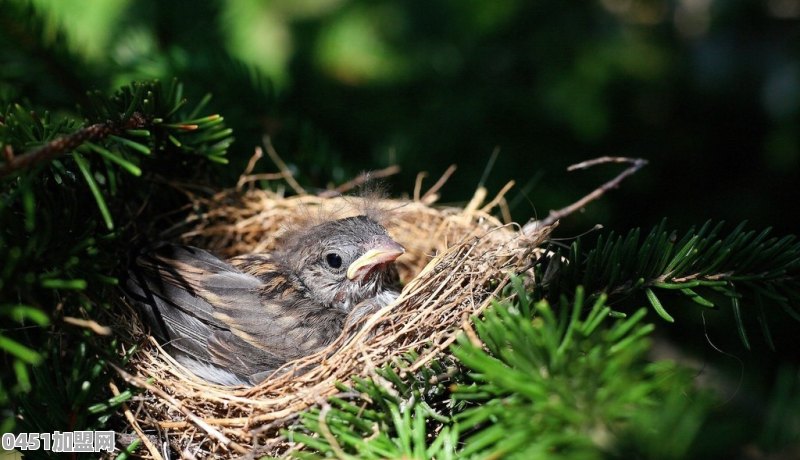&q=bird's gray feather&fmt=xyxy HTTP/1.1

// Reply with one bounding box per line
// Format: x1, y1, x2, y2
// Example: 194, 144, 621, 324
124, 216, 402, 386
